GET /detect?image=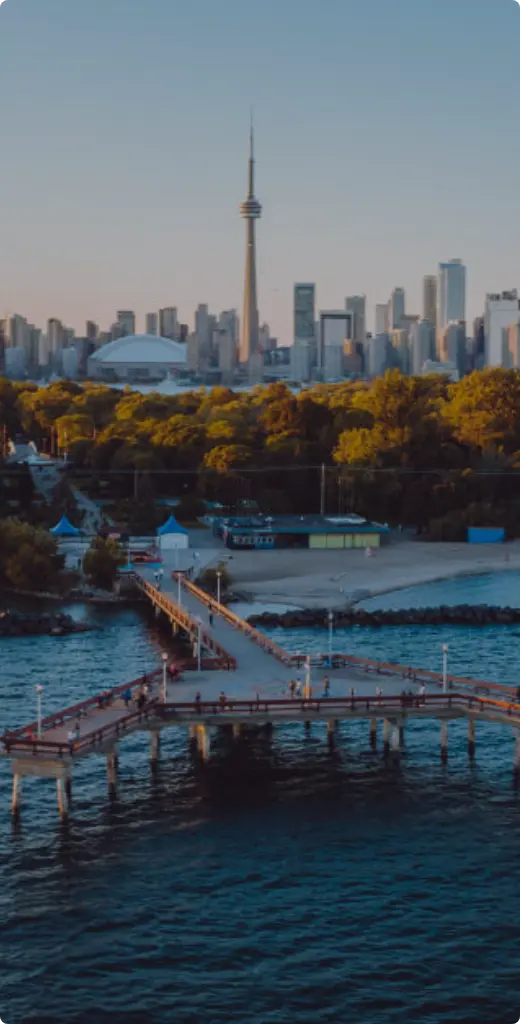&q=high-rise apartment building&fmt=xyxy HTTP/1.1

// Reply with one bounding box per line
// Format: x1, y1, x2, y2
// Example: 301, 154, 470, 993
47, 318, 65, 357
439, 321, 467, 378
345, 295, 366, 346
484, 291, 520, 367
158, 308, 179, 339
368, 334, 389, 377
86, 321, 99, 343
504, 320, 520, 369
374, 304, 389, 337
438, 260, 466, 331
410, 319, 435, 375
146, 313, 158, 336
423, 276, 437, 328
117, 310, 135, 336
239, 121, 262, 365
294, 284, 316, 341
389, 288, 405, 330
